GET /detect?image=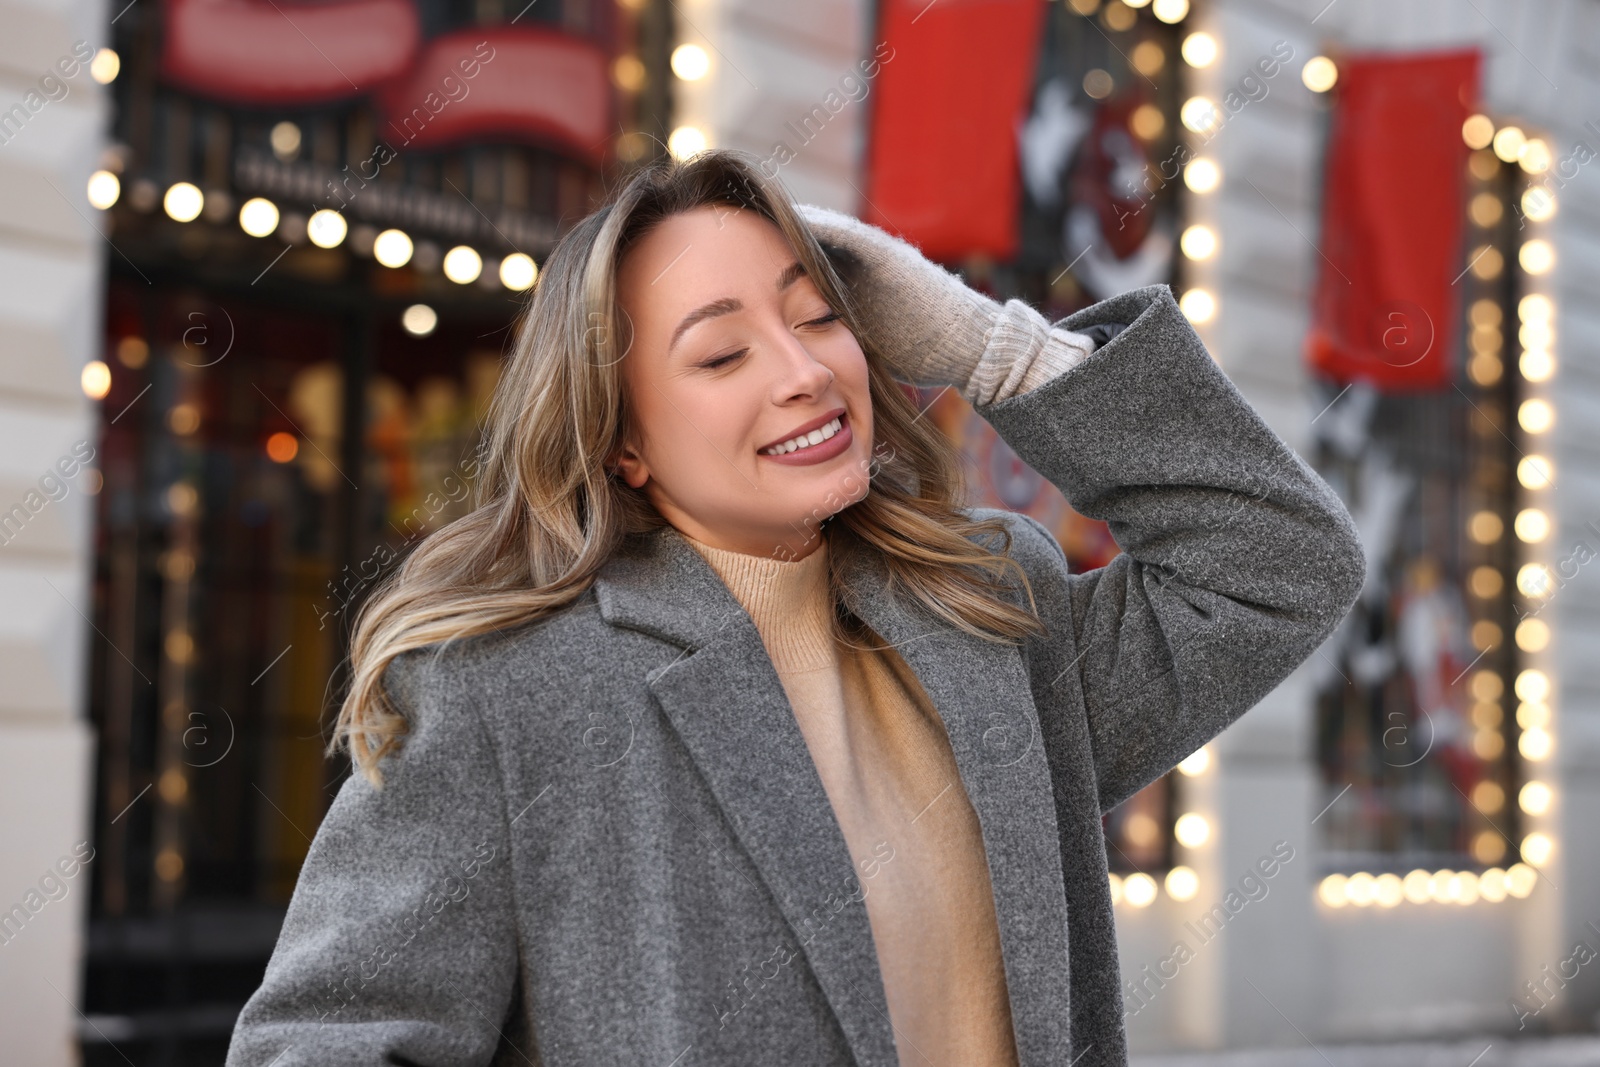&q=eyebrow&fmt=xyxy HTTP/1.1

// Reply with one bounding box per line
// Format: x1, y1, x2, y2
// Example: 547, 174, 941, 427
667, 260, 810, 356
